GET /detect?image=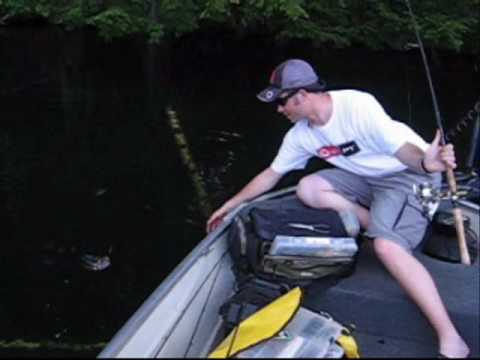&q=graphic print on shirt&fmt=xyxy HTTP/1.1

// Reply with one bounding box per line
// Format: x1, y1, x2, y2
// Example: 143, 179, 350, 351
317, 141, 360, 159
